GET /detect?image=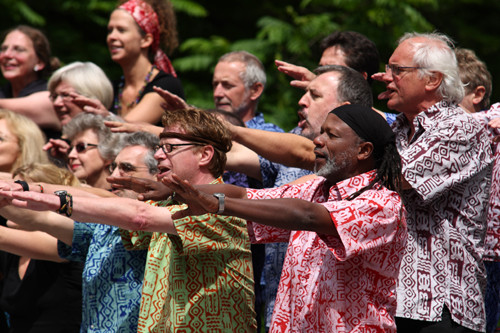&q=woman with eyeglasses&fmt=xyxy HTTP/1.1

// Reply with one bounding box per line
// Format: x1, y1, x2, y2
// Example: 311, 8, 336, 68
0, 25, 61, 140
62, 112, 124, 190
